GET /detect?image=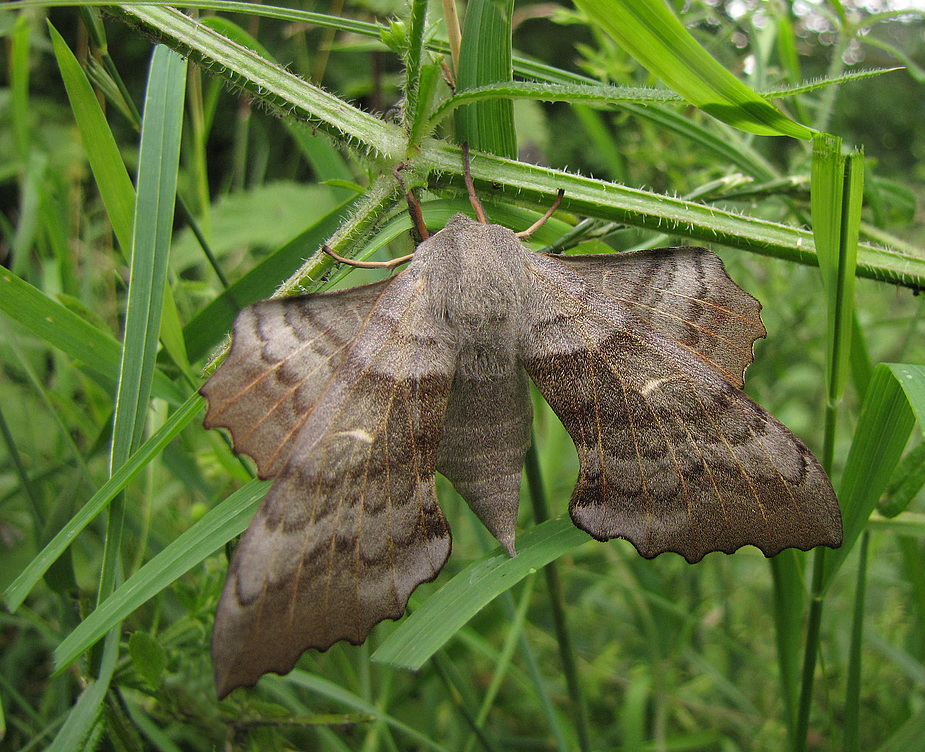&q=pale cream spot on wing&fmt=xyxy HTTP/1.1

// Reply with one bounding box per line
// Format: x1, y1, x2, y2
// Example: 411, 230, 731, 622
334, 428, 376, 444
639, 375, 673, 396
